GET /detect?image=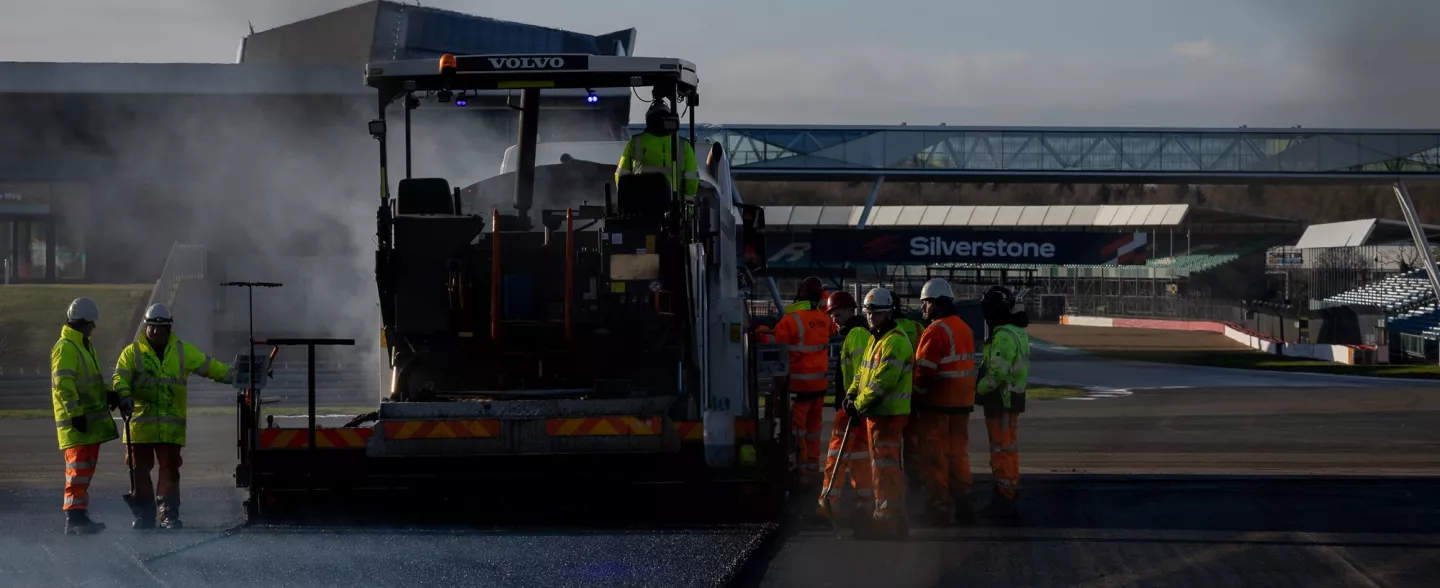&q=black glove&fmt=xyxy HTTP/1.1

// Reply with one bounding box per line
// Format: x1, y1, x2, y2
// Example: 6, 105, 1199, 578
107, 390, 121, 410
70, 416, 89, 434
842, 396, 859, 417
